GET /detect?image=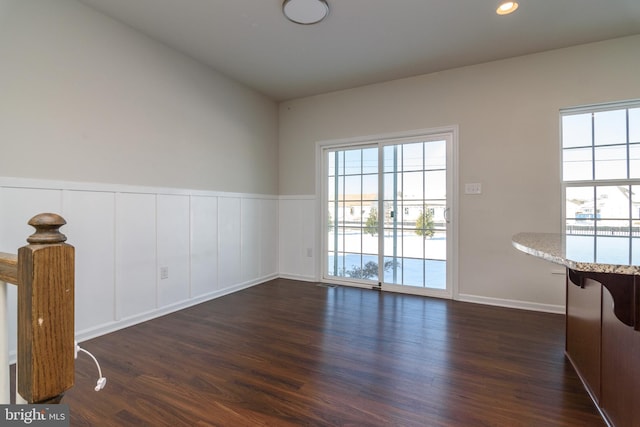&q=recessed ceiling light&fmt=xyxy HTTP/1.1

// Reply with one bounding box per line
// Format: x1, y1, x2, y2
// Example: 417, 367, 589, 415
496, 1, 519, 15
283, 0, 329, 25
